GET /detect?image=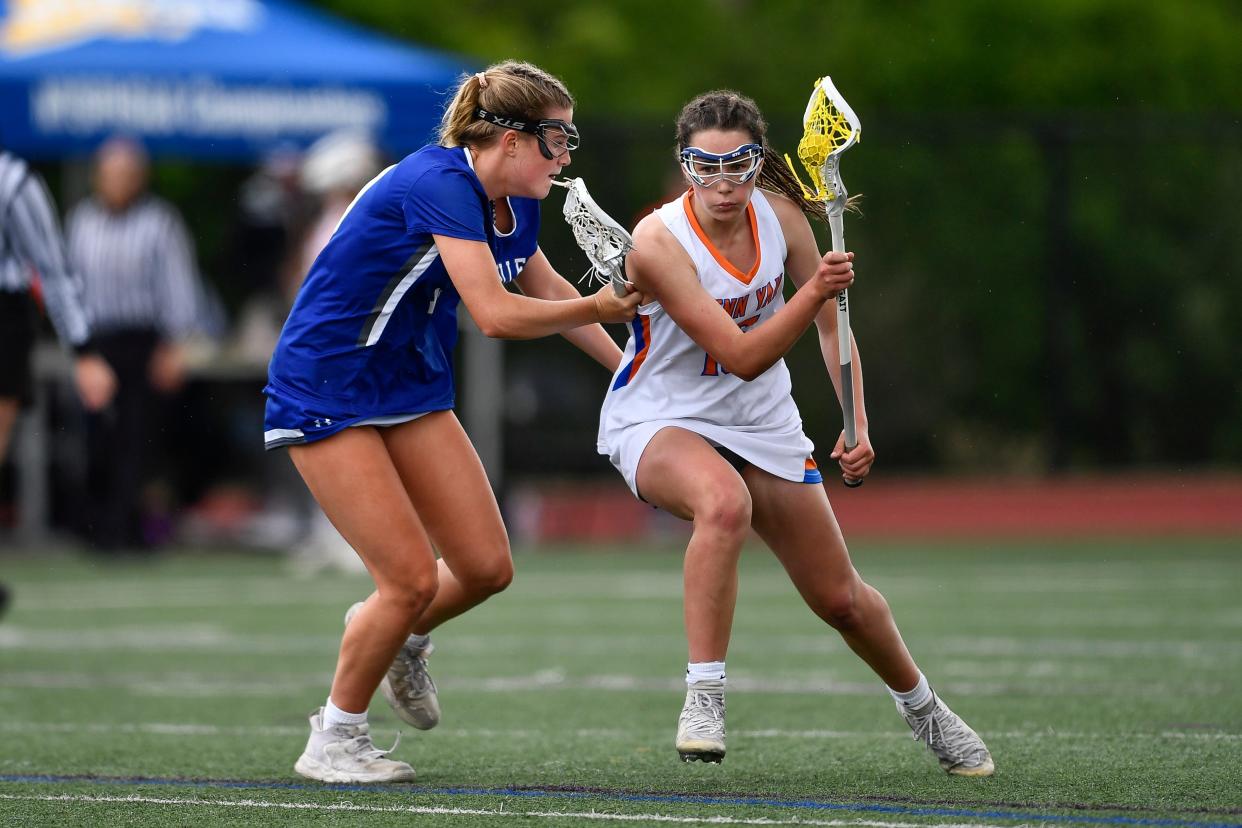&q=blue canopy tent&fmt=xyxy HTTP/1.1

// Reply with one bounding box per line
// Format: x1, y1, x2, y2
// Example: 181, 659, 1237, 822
0, 0, 472, 160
